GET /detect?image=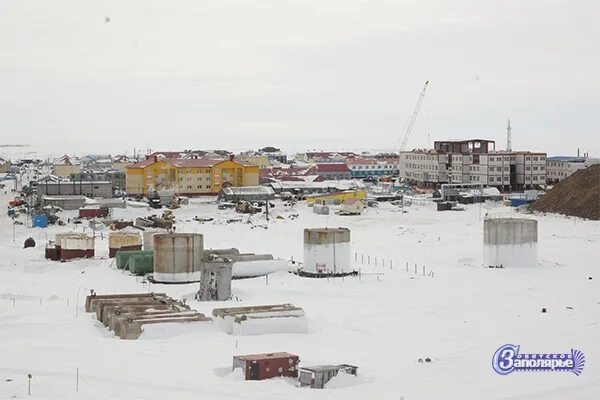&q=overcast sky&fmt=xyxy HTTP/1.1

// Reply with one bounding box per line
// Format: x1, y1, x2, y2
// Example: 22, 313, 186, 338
0, 0, 598, 157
